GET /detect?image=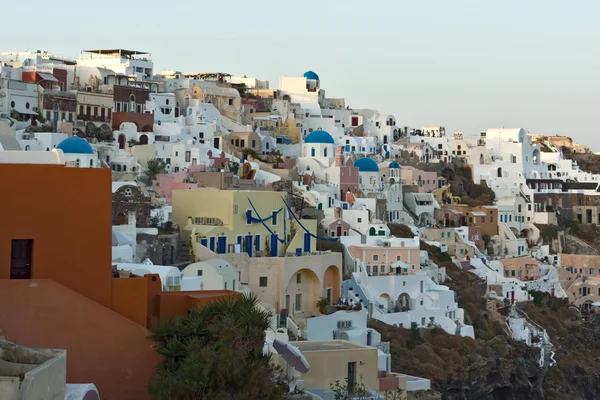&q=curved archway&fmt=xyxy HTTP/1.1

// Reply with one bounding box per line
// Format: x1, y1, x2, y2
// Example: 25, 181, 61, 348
287, 268, 321, 314
377, 293, 392, 312
397, 293, 410, 311
139, 134, 149, 145
118, 134, 126, 149
532, 148, 540, 165
323, 265, 341, 304
116, 212, 126, 225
